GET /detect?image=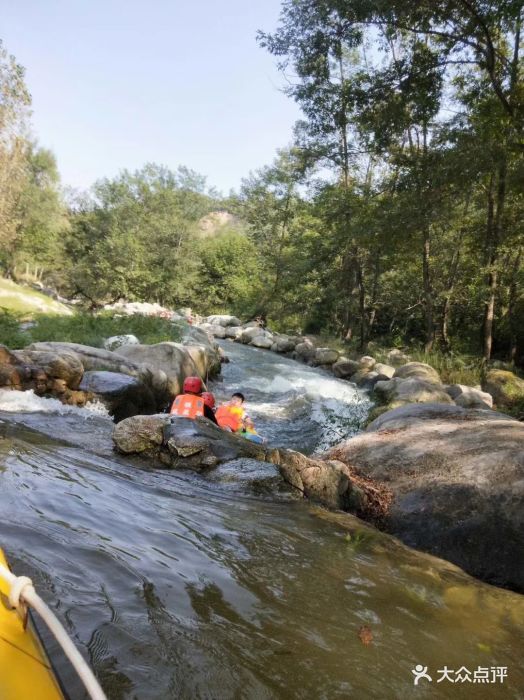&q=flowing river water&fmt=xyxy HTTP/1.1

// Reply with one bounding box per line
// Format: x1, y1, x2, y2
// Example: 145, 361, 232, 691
0, 340, 523, 699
